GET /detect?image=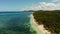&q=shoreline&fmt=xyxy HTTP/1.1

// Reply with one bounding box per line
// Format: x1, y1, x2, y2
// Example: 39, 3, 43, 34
31, 14, 51, 34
